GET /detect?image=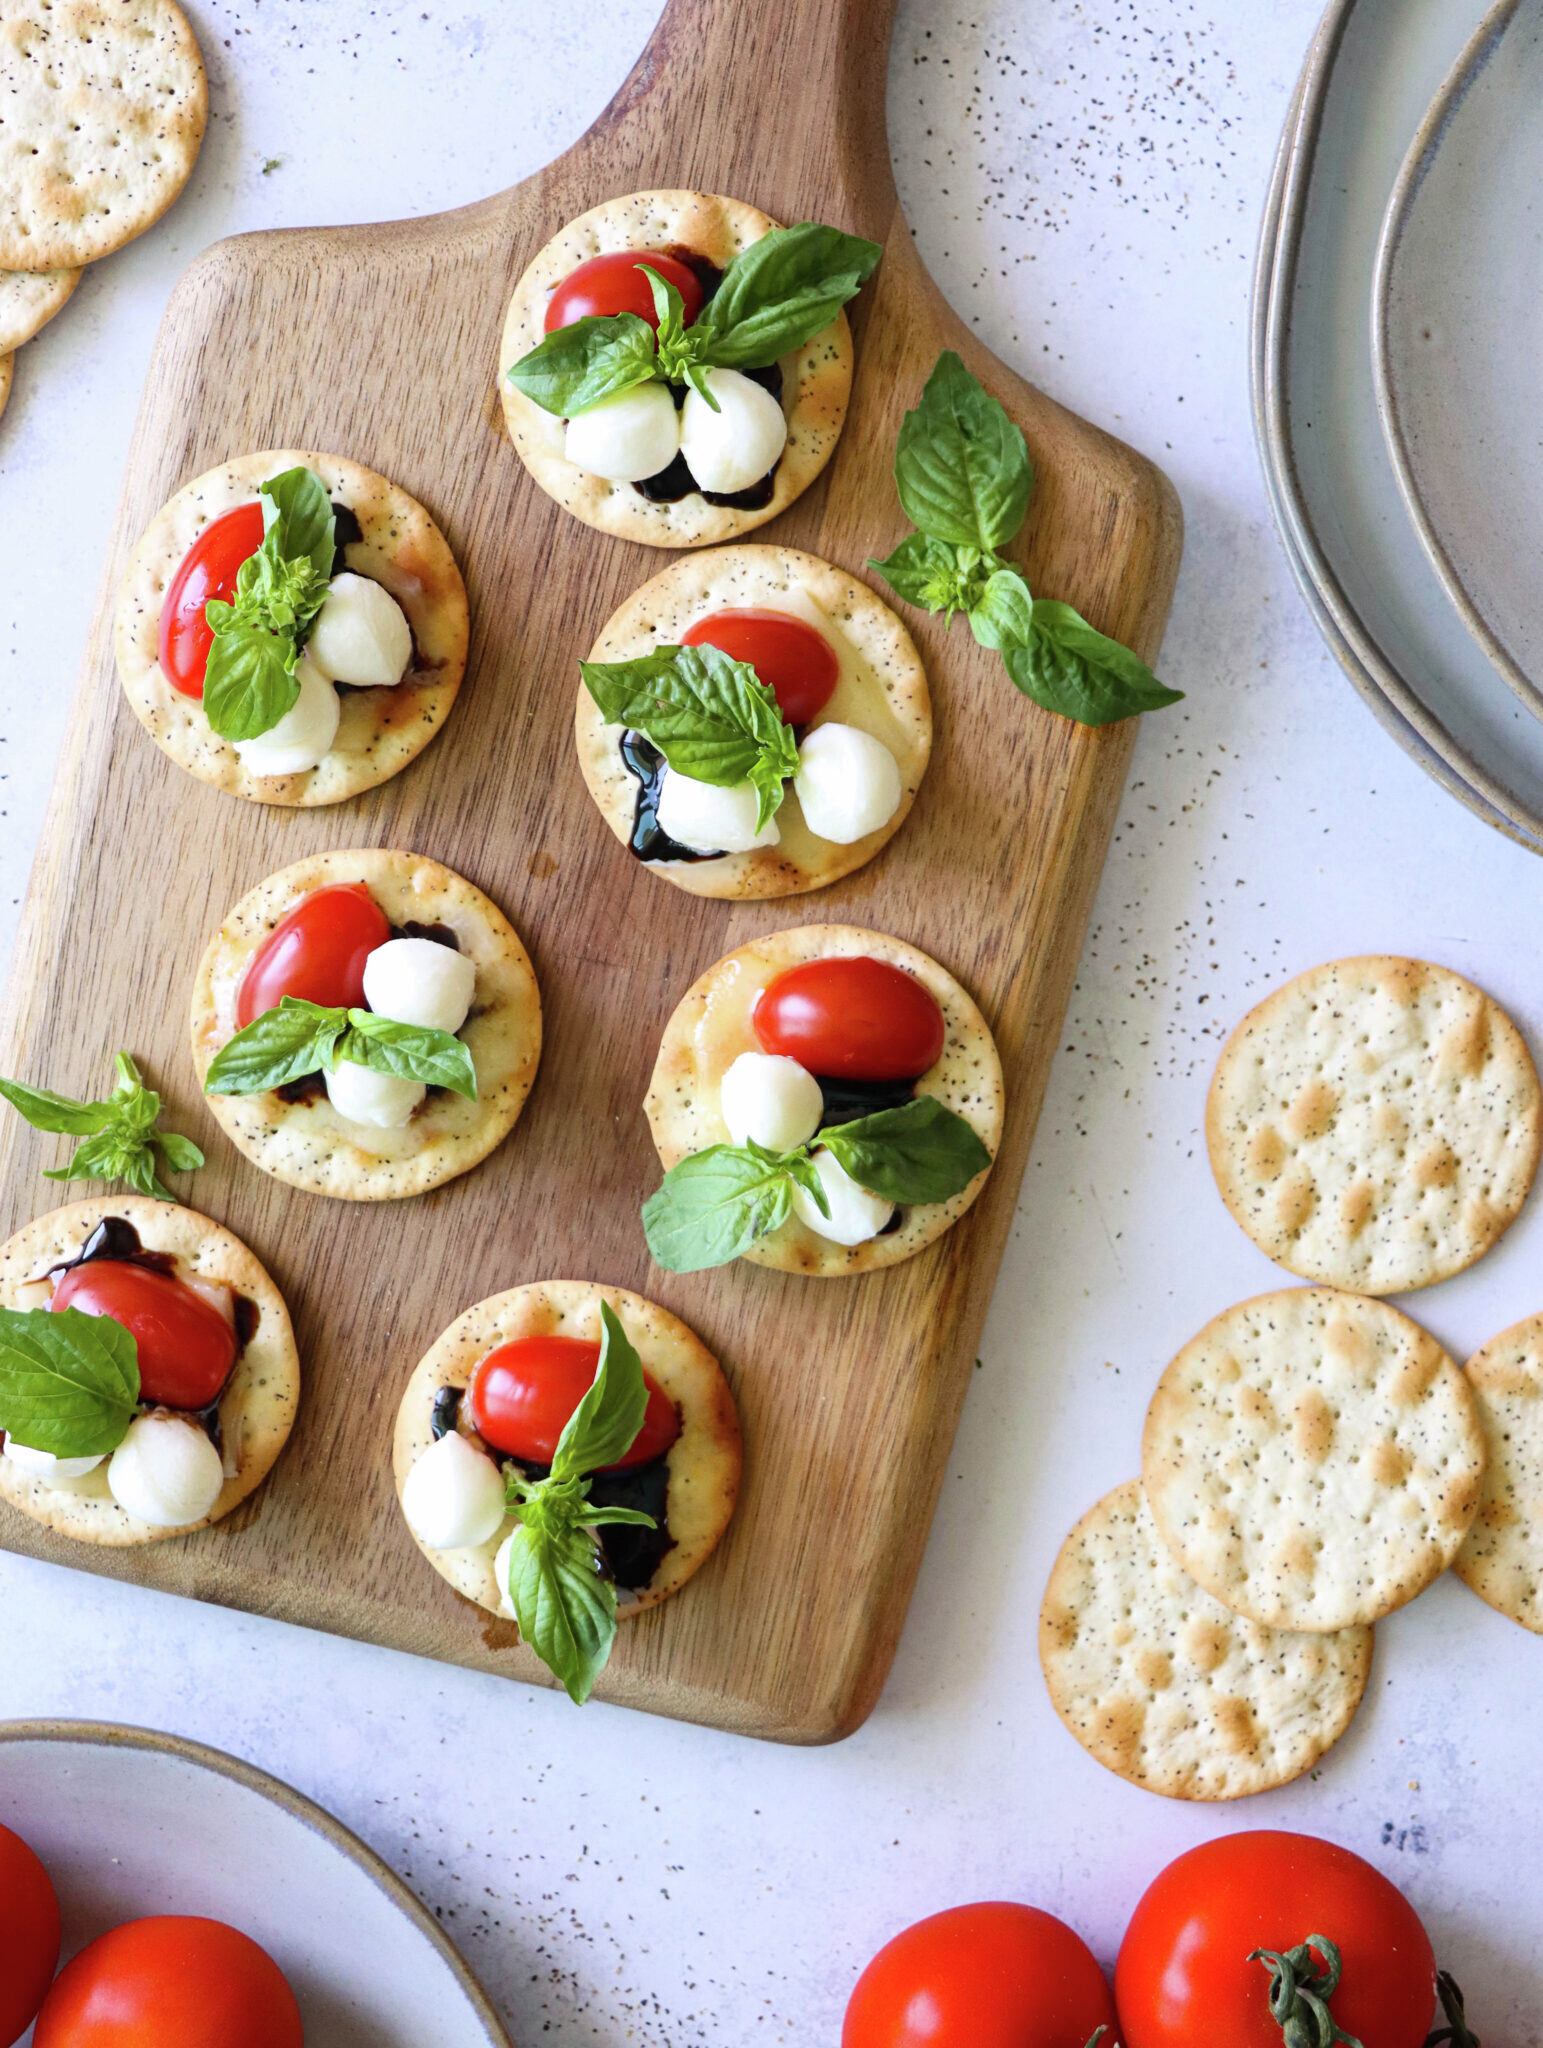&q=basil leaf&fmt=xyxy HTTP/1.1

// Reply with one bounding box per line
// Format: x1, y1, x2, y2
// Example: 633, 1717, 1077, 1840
868, 531, 980, 617
203, 618, 301, 742
204, 997, 347, 1095
500, 1513, 617, 1706
894, 350, 1033, 551
968, 565, 1035, 651
640, 265, 714, 401
581, 1504, 659, 1529
819, 1095, 993, 1205
642, 1143, 801, 1272
550, 1303, 650, 1482
155, 1132, 205, 1174
341, 1012, 477, 1099
262, 466, 336, 586
42, 1129, 127, 1183
119, 1148, 174, 1202
6, 1054, 201, 1199
0, 1077, 113, 1137
0, 1306, 140, 1458
506, 312, 660, 417
693, 222, 882, 369
1002, 599, 1182, 727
